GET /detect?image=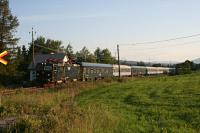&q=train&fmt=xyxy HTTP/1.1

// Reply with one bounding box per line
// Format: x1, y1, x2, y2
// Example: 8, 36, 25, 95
35, 61, 175, 84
